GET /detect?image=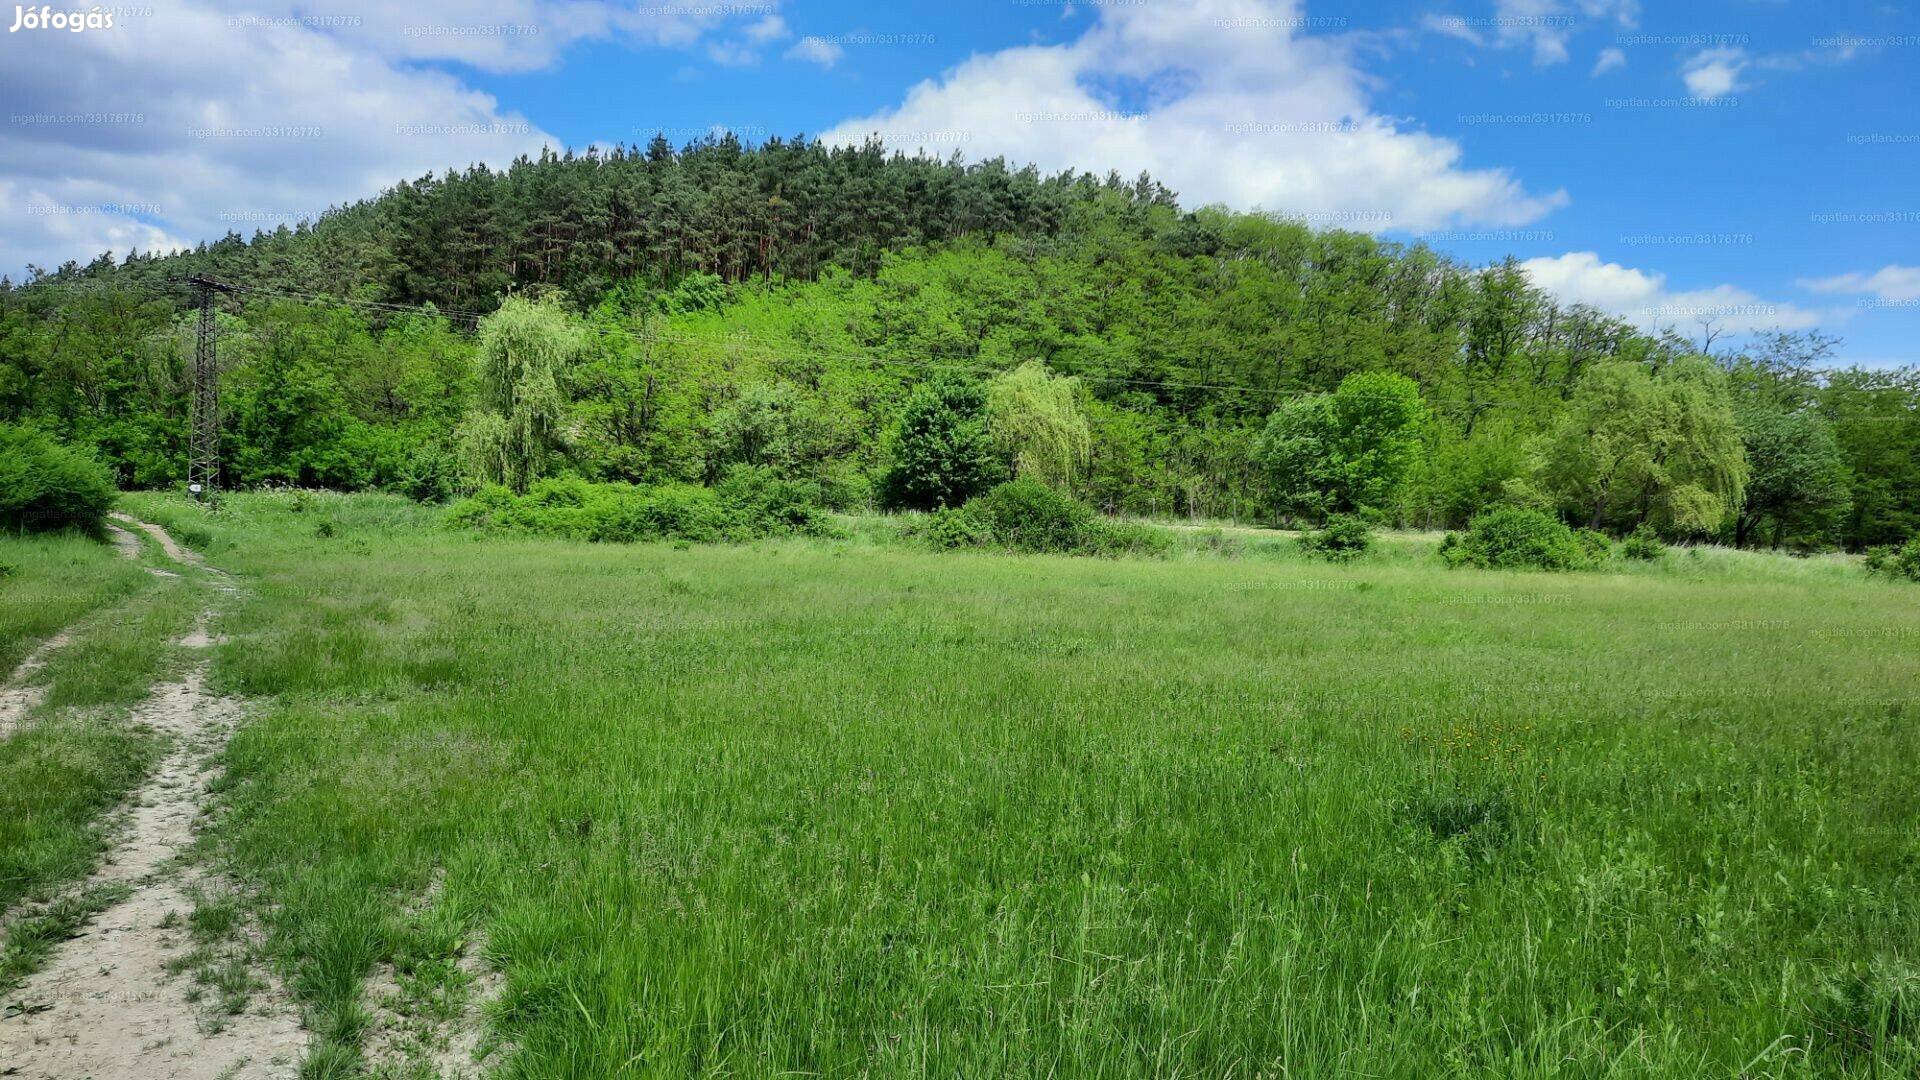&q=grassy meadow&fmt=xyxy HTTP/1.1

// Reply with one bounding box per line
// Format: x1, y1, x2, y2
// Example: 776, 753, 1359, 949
0, 526, 196, 947
13, 491, 1920, 1076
